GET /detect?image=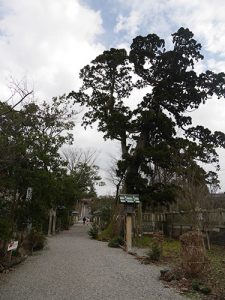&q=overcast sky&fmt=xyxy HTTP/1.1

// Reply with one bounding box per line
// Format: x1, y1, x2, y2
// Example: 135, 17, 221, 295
1, 0, 225, 195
